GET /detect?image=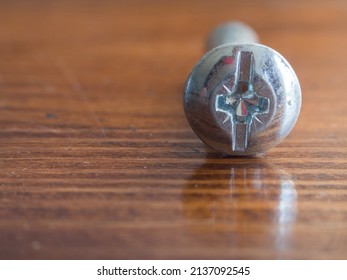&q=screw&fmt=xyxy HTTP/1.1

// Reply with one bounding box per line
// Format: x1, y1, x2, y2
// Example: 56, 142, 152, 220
184, 21, 301, 156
